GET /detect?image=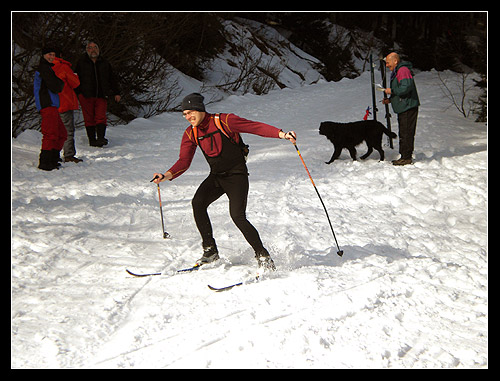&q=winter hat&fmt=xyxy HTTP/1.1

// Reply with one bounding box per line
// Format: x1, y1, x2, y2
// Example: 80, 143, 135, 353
41, 45, 58, 55
181, 93, 206, 112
